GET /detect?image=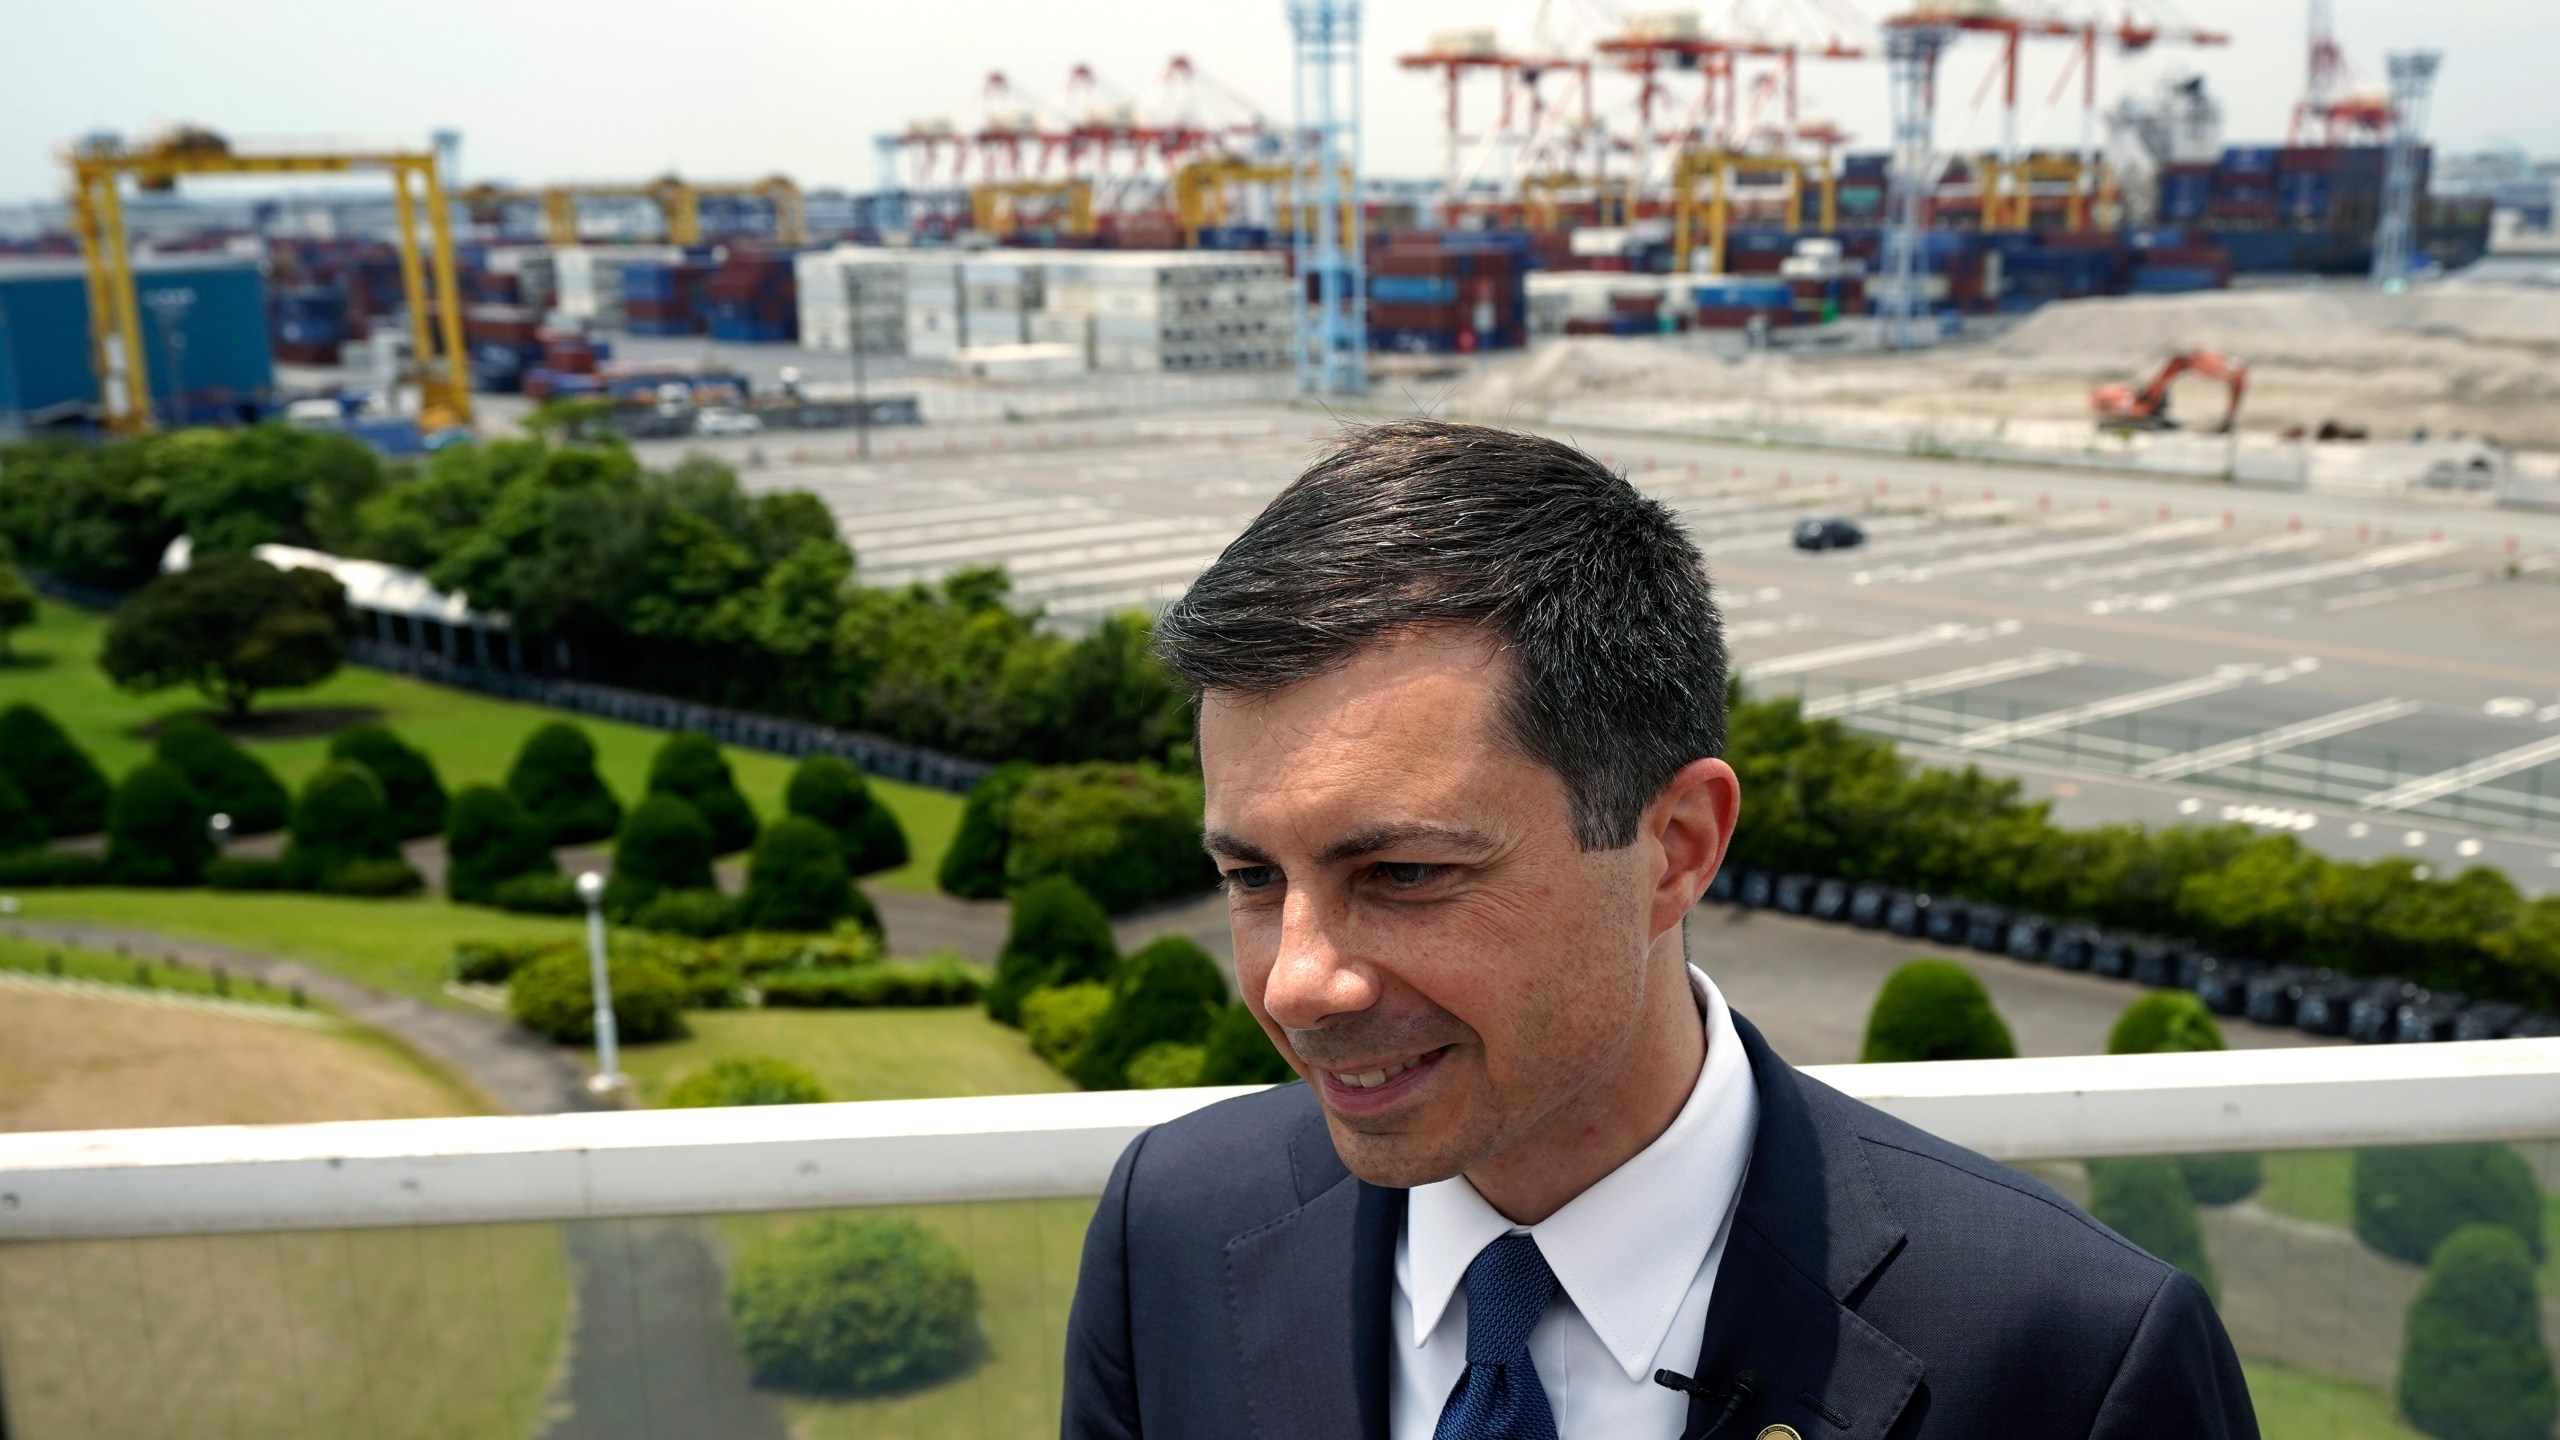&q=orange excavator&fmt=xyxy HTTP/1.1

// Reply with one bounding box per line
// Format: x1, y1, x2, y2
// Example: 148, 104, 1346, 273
2092, 350, 2249, 433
